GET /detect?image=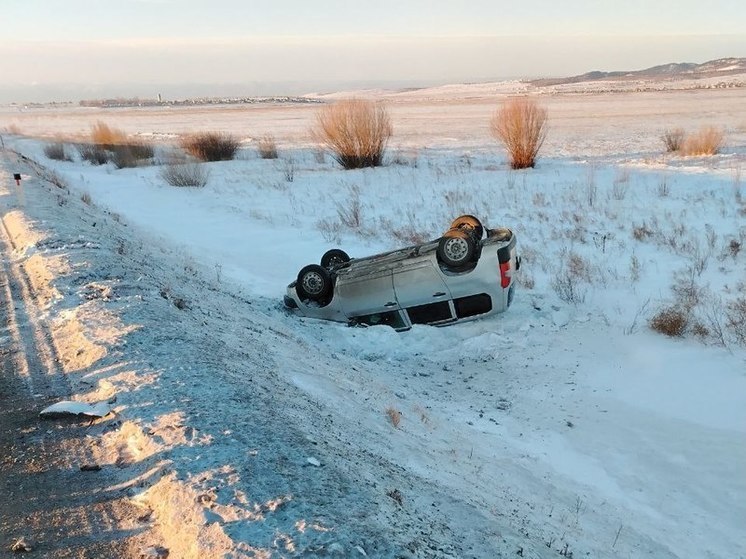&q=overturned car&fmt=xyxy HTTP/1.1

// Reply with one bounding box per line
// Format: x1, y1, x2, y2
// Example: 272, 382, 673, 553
284, 215, 520, 331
